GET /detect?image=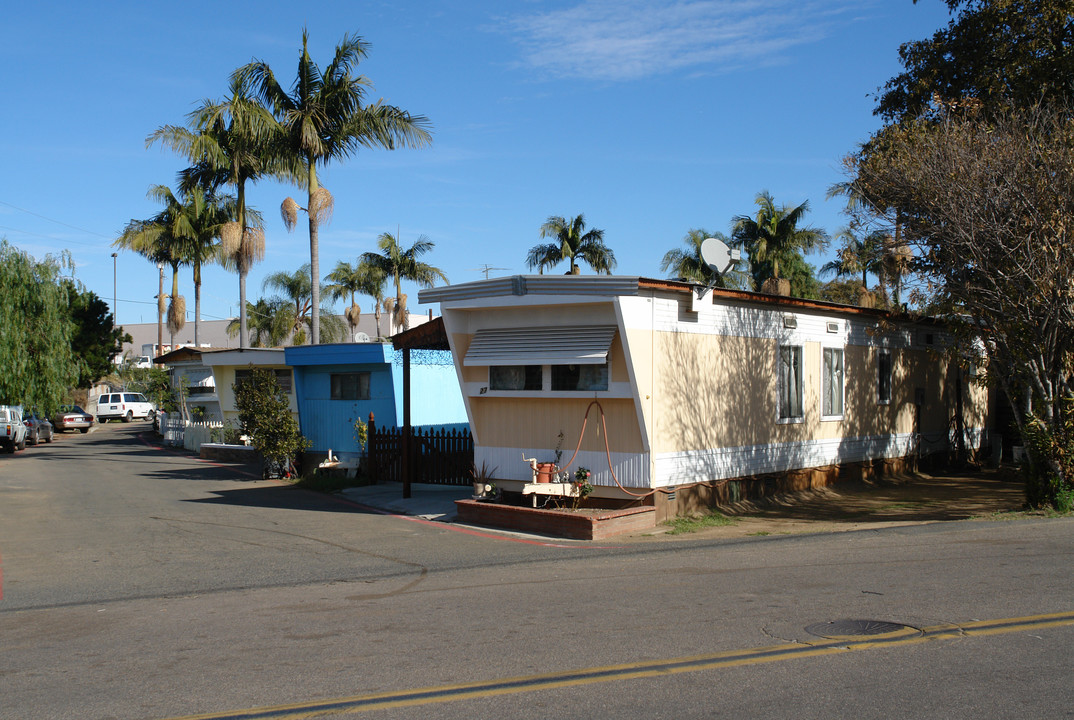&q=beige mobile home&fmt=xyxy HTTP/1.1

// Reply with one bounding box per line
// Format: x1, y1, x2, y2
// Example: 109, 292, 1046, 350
420, 276, 989, 520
